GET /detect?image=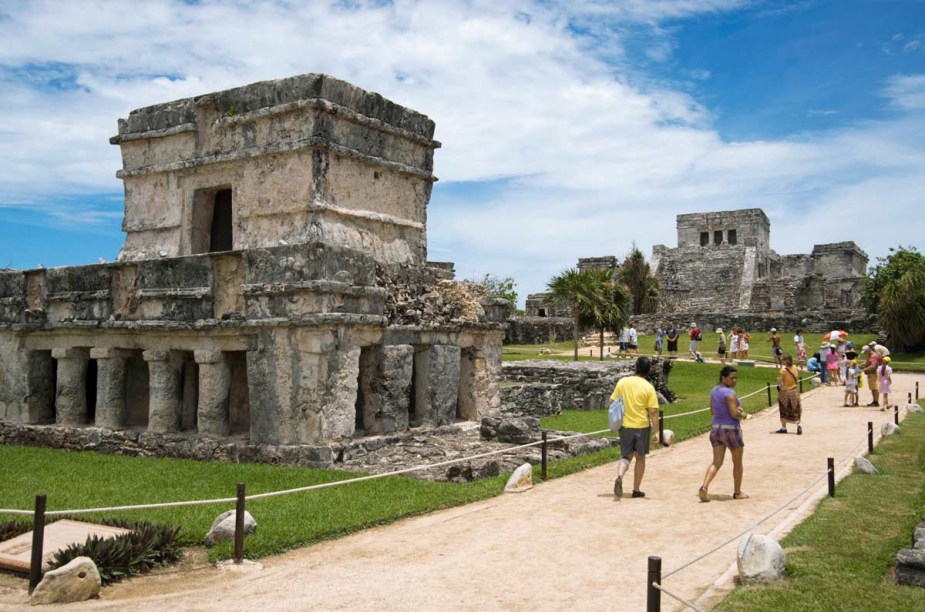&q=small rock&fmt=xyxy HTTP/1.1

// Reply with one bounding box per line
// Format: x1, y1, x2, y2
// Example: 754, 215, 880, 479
881, 422, 900, 436
504, 463, 533, 493
204, 509, 257, 547
854, 457, 879, 475
660, 429, 675, 447
31, 556, 101, 605
907, 403, 924, 414
737, 534, 785, 583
